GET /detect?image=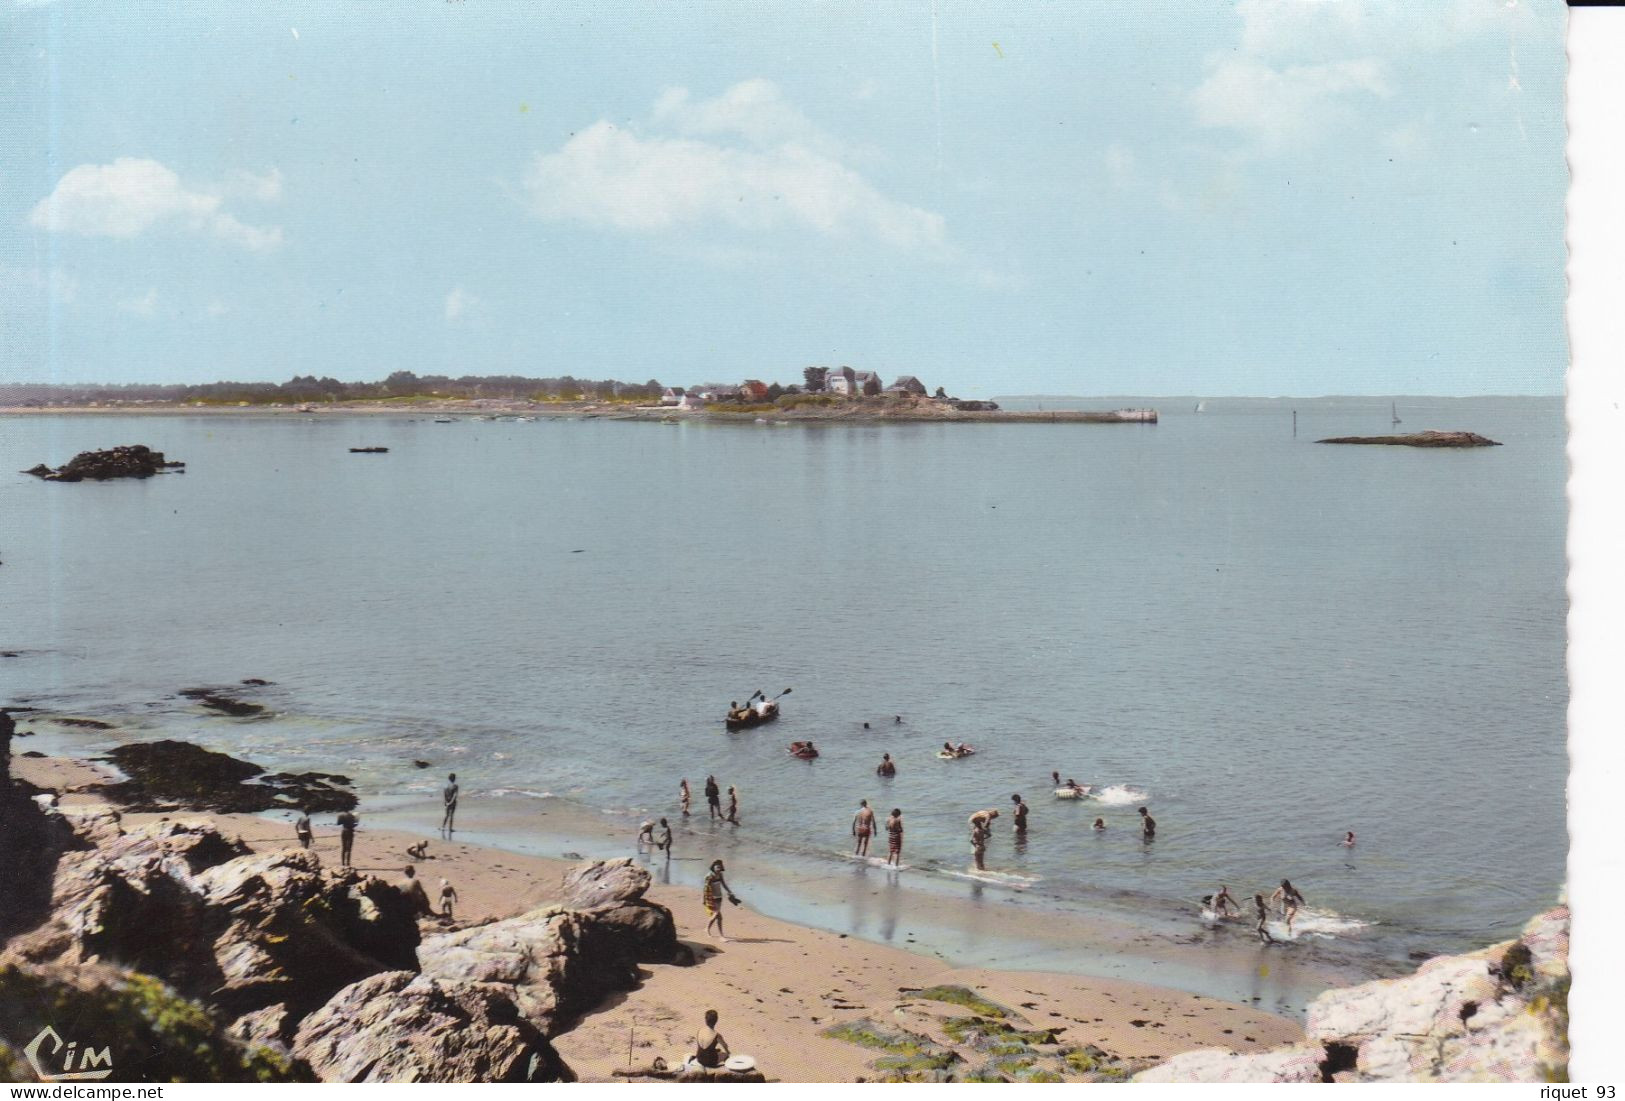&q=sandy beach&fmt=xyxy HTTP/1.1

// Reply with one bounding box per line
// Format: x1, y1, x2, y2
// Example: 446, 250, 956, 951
11, 751, 1302, 1082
